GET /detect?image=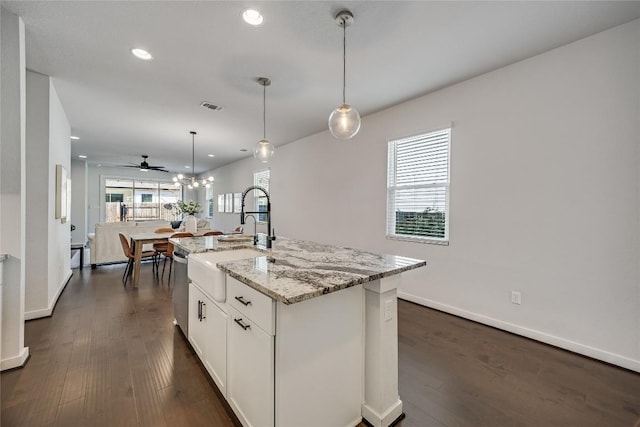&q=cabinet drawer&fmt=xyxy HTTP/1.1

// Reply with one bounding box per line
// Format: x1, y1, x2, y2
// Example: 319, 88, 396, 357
227, 276, 275, 335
